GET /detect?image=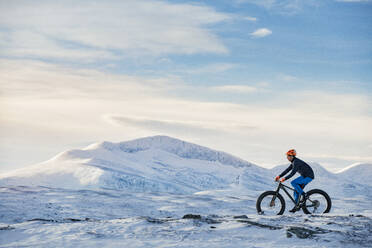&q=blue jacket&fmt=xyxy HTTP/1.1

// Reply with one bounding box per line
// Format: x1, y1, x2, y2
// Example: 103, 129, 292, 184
279, 157, 314, 180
